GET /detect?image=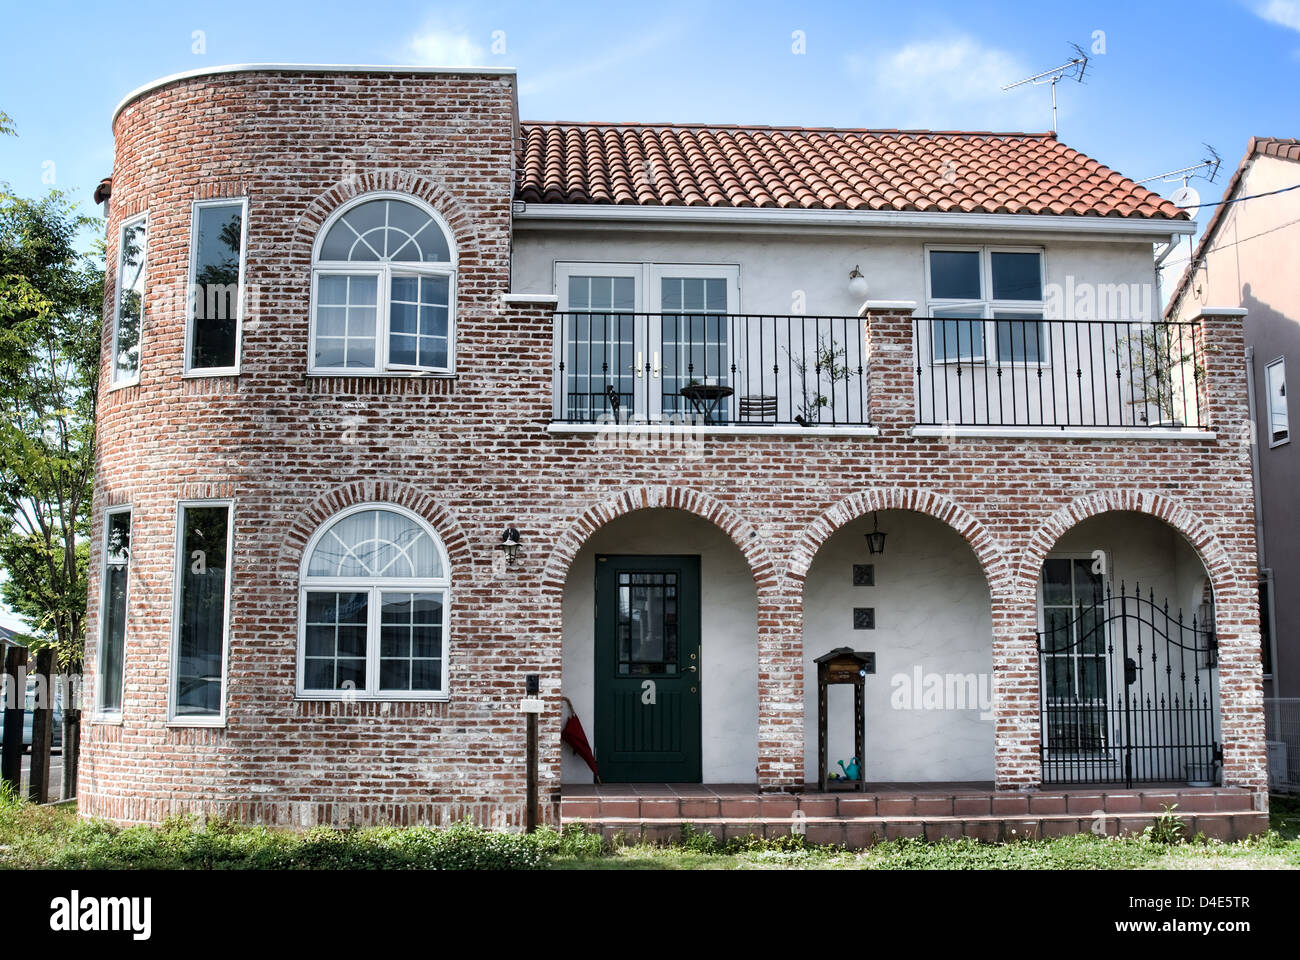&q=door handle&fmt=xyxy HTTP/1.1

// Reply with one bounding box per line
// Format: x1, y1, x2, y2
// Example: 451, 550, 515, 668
652, 351, 660, 379
636, 351, 644, 379
686, 664, 697, 673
